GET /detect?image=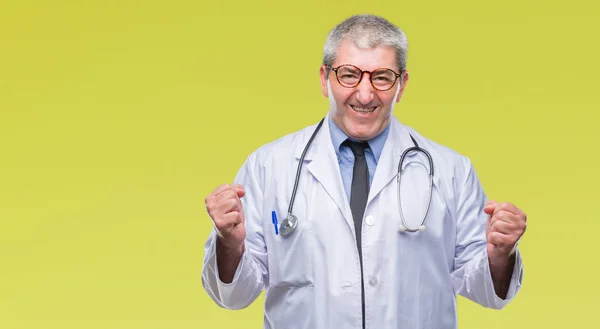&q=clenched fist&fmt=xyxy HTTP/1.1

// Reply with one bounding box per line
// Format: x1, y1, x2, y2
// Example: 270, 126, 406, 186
205, 184, 247, 250
484, 200, 527, 262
